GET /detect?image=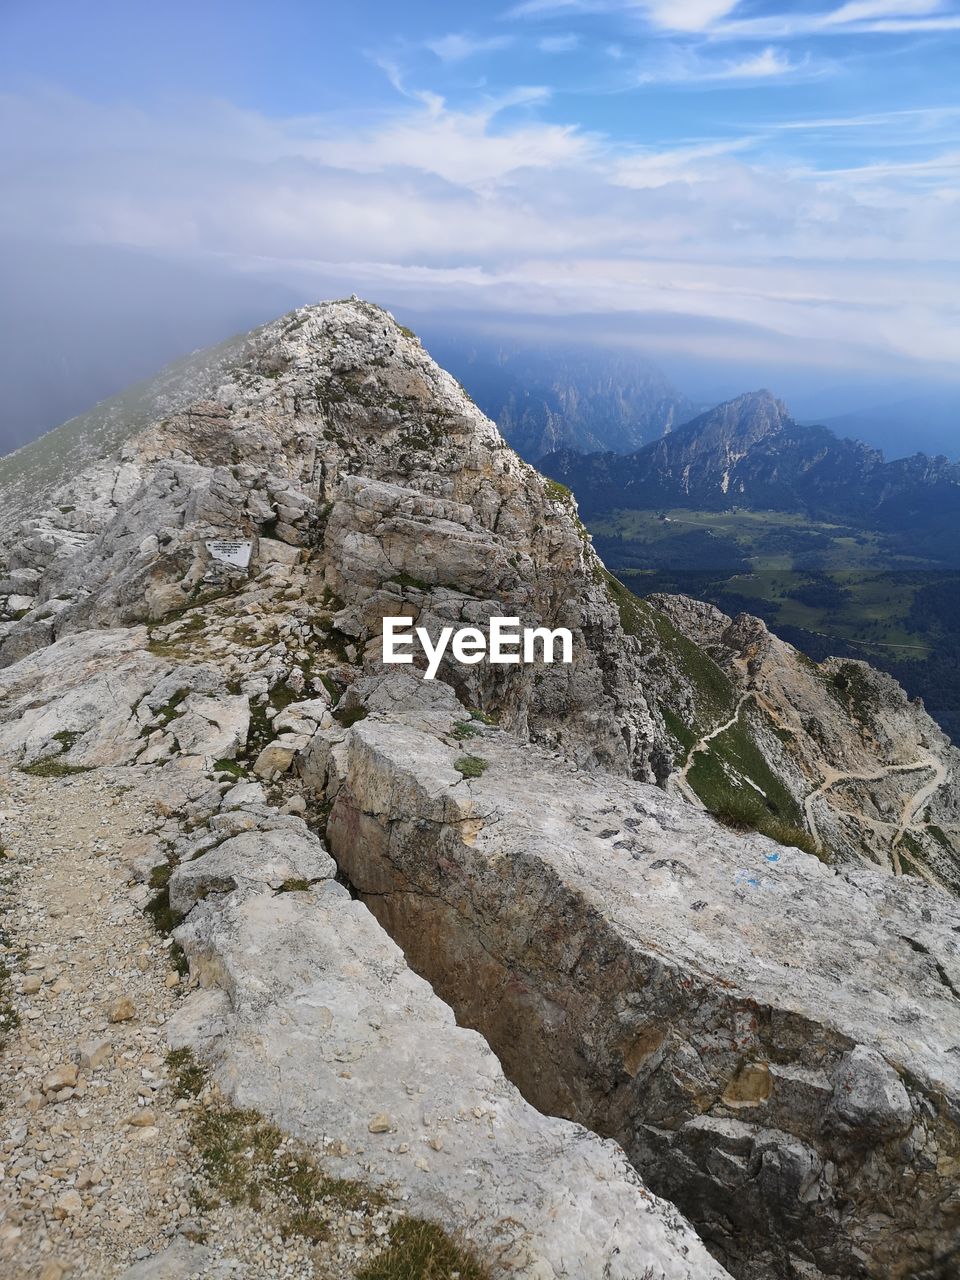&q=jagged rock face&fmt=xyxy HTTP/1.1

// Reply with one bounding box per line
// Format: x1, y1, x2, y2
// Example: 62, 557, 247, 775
306, 674, 960, 1280
650, 594, 960, 893
0, 300, 665, 781
3, 300, 960, 887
